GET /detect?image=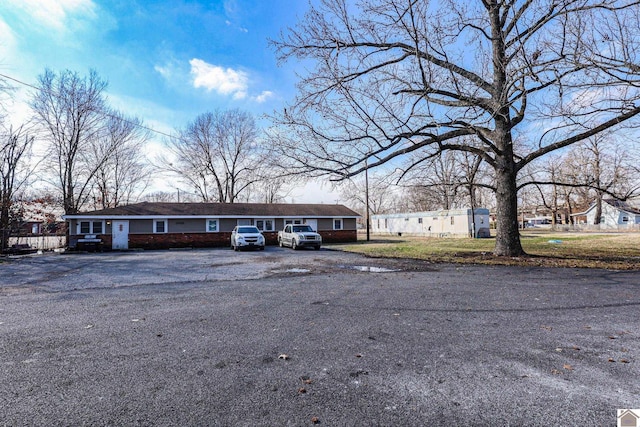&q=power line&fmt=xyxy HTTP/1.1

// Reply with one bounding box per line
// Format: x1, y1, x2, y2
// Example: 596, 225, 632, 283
0, 71, 178, 141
